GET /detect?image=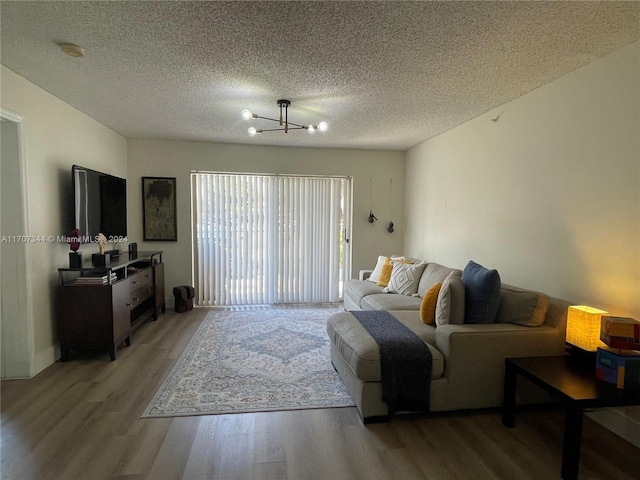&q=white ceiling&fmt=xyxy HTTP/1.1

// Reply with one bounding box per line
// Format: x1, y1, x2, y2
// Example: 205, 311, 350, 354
1, 1, 638, 151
